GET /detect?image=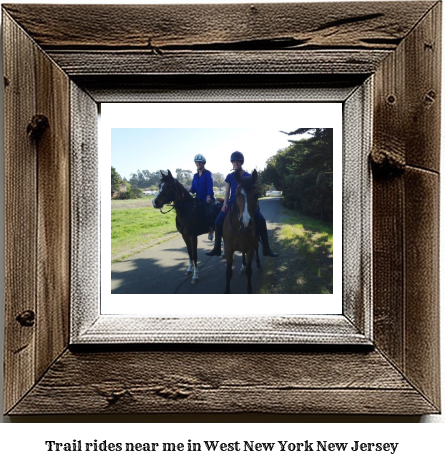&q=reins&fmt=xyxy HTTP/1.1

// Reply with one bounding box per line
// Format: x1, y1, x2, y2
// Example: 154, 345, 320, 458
176, 201, 197, 234
160, 205, 176, 214
159, 180, 197, 233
